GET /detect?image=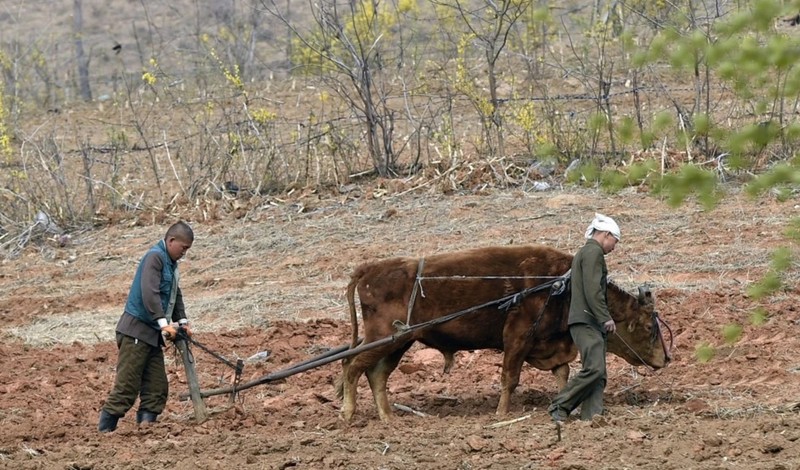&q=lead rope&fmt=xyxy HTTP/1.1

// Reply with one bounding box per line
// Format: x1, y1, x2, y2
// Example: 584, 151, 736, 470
612, 331, 654, 371
612, 330, 674, 391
